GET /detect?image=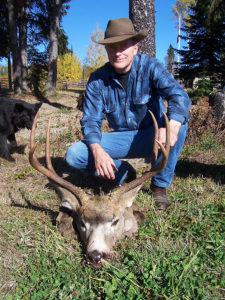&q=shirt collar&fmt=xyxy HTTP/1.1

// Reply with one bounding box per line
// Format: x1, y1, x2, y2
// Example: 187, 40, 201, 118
107, 55, 138, 80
